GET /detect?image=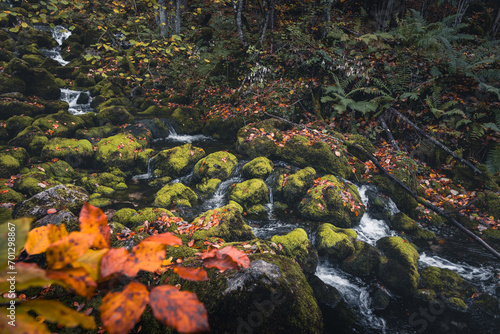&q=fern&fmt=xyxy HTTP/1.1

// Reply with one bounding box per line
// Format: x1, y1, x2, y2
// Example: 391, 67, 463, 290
486, 144, 500, 175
